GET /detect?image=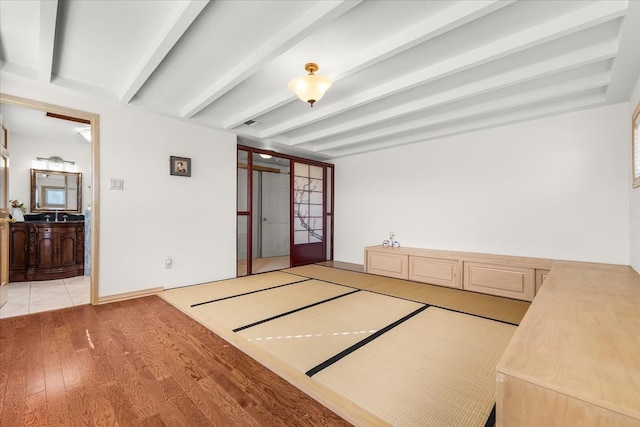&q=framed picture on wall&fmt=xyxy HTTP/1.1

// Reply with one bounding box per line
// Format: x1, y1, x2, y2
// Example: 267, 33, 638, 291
170, 156, 191, 177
